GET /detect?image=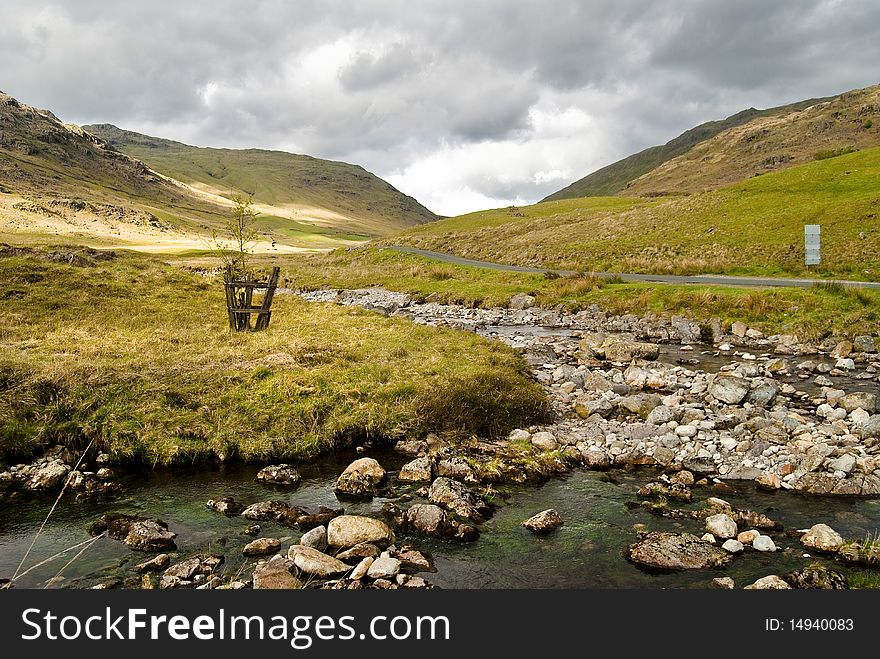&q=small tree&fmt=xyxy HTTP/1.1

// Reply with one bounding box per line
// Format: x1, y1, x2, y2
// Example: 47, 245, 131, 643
212, 195, 258, 282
